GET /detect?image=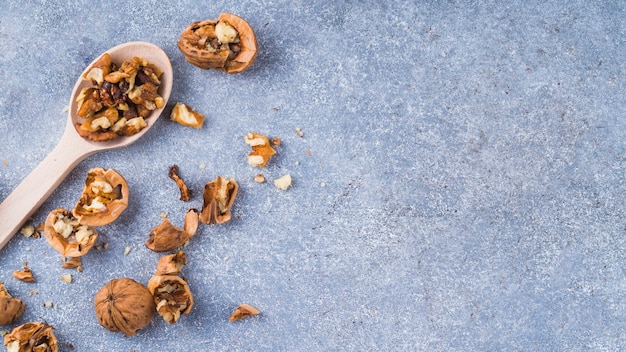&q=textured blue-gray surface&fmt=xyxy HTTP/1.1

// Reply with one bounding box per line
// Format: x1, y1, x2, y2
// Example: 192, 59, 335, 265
0, 1, 624, 351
